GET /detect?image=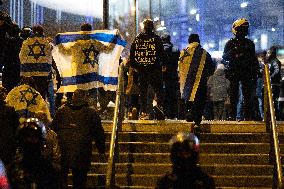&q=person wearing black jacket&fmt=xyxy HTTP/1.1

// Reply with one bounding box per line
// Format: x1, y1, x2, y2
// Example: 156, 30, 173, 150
129, 18, 168, 120
52, 89, 106, 189
161, 33, 180, 119
222, 18, 259, 121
